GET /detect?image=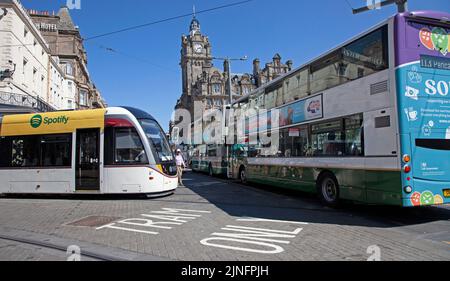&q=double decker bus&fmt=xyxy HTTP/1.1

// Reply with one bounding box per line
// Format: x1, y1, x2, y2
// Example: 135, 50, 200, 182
229, 11, 450, 207
0, 107, 178, 197
191, 144, 228, 177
